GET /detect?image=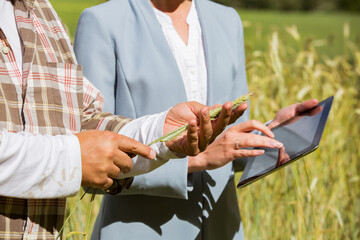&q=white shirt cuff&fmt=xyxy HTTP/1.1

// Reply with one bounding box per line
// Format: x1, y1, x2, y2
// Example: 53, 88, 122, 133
117, 110, 179, 178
